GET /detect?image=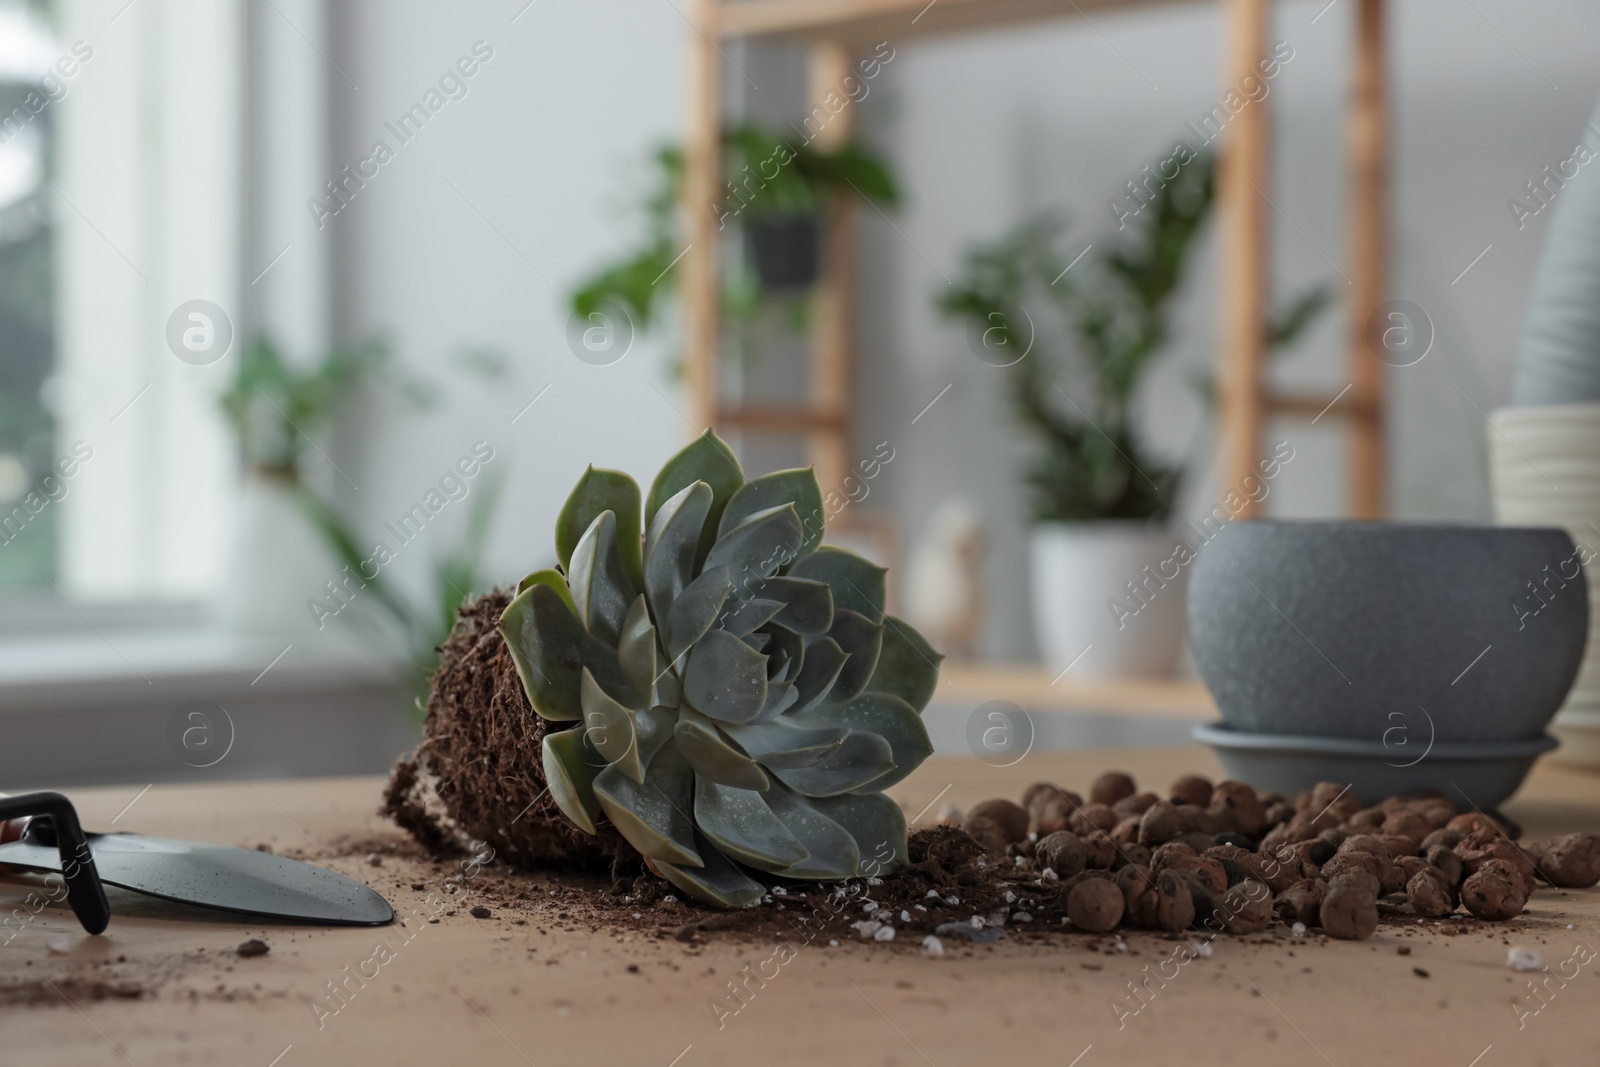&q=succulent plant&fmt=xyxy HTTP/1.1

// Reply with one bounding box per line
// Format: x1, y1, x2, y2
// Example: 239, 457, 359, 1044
498, 431, 940, 907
